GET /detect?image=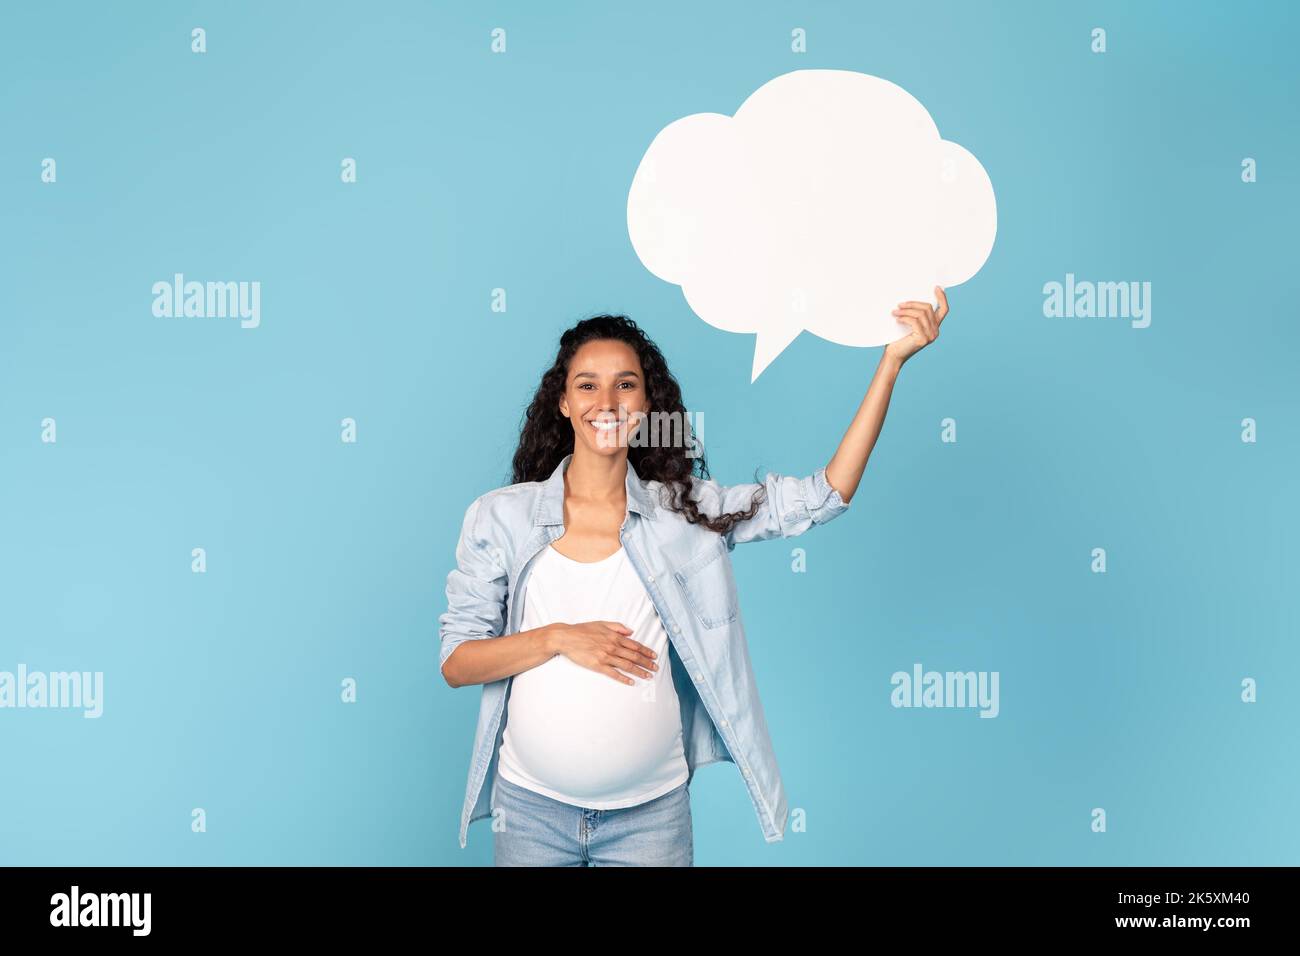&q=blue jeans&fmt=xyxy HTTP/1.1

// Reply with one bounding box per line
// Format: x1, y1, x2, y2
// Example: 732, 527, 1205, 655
491, 773, 694, 867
